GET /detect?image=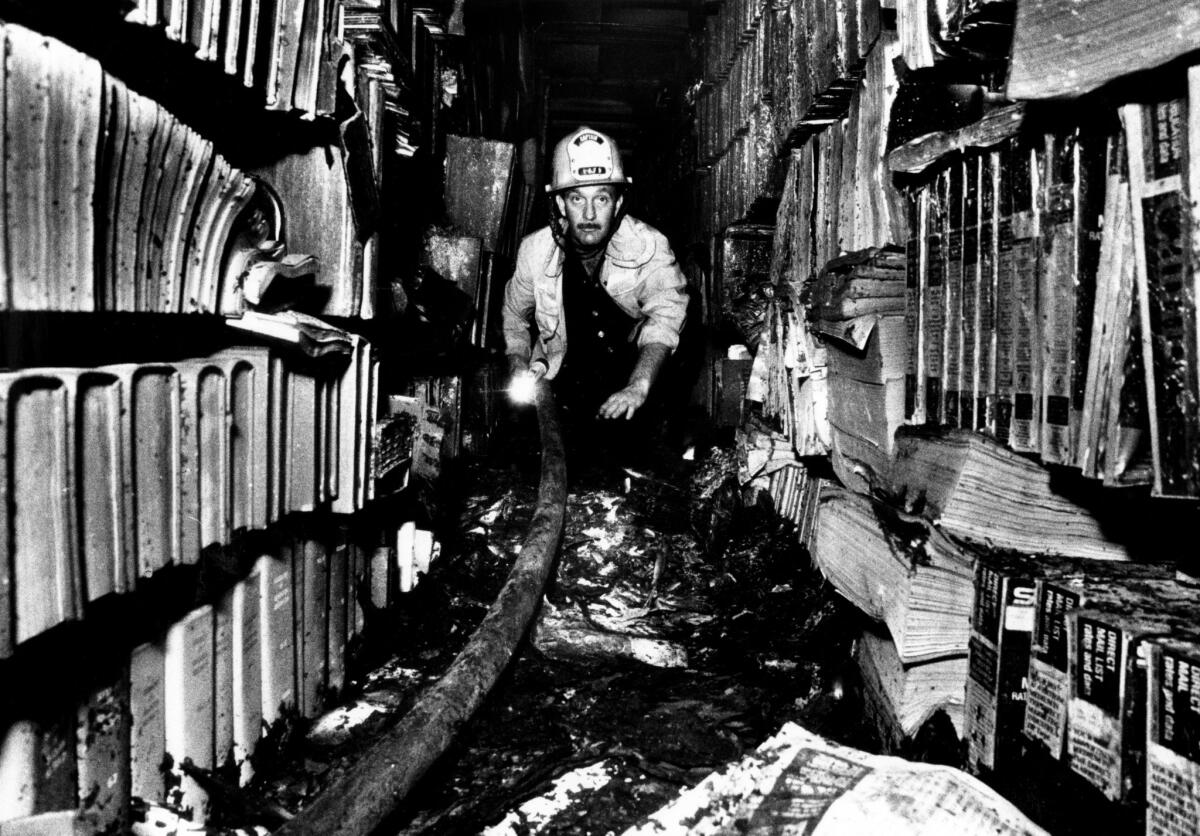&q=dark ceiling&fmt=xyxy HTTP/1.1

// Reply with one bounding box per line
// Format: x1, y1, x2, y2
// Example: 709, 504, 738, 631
520, 0, 701, 179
